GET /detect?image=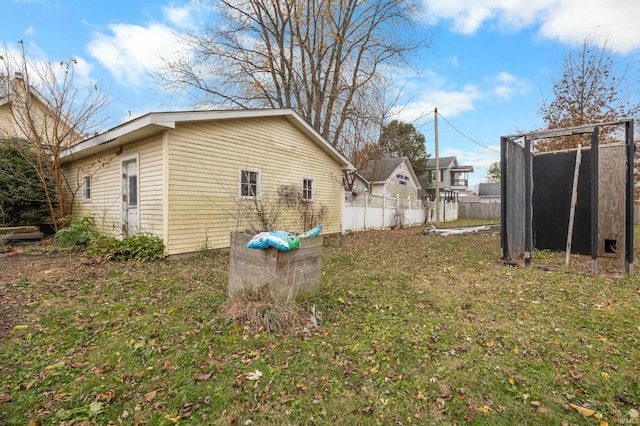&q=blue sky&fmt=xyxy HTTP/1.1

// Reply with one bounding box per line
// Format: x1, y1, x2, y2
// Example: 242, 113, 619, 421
2, 0, 640, 188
